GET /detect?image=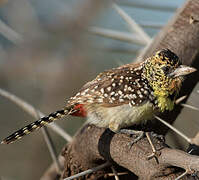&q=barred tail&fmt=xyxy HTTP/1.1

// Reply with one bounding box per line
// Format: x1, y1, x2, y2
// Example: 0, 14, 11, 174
1, 106, 73, 144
